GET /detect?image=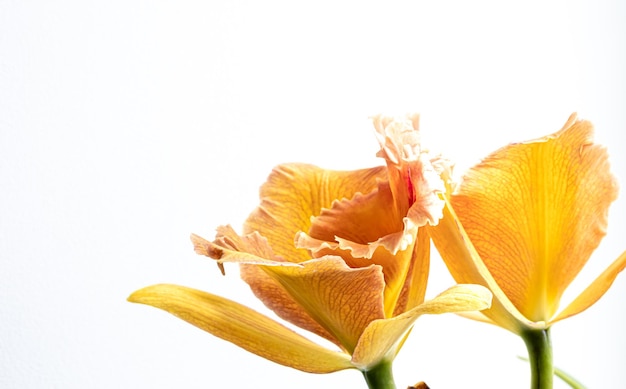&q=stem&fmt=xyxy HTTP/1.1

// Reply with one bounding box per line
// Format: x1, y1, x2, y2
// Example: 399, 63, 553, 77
521, 328, 553, 389
362, 360, 397, 389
